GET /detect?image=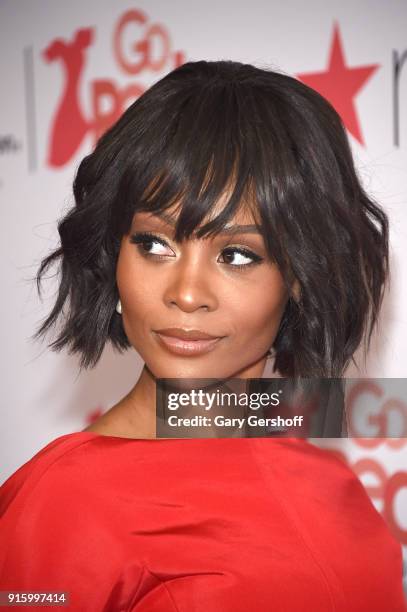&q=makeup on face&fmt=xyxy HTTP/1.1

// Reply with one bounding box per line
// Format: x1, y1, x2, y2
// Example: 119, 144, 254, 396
128, 212, 268, 357
116, 206, 289, 379
153, 329, 224, 357
128, 211, 269, 274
